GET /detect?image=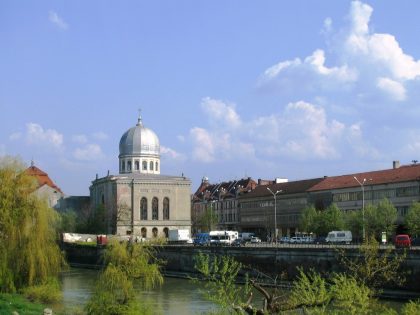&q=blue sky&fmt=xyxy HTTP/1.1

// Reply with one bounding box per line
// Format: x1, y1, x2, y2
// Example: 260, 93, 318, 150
2, 1, 420, 196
